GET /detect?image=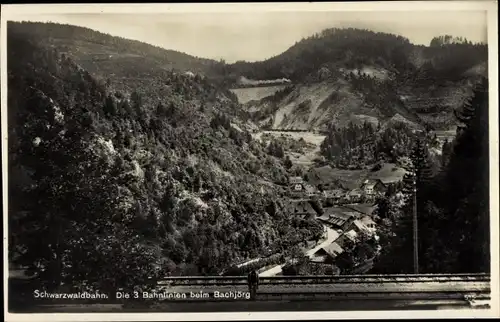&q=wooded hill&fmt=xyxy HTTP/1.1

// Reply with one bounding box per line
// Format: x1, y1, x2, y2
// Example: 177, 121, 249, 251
7, 21, 232, 96
9, 22, 487, 131
224, 28, 487, 84
227, 28, 487, 130
372, 77, 490, 274
7, 22, 323, 293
